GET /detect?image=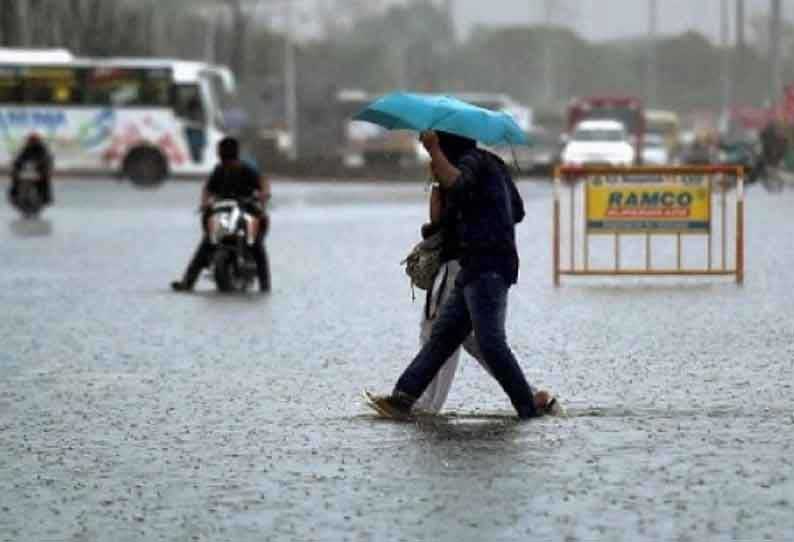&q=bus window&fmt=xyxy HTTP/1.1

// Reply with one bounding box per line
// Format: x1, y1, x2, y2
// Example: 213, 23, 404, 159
85, 67, 139, 106
174, 84, 206, 123
21, 67, 81, 104
0, 67, 22, 103
140, 68, 171, 107
85, 67, 169, 107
